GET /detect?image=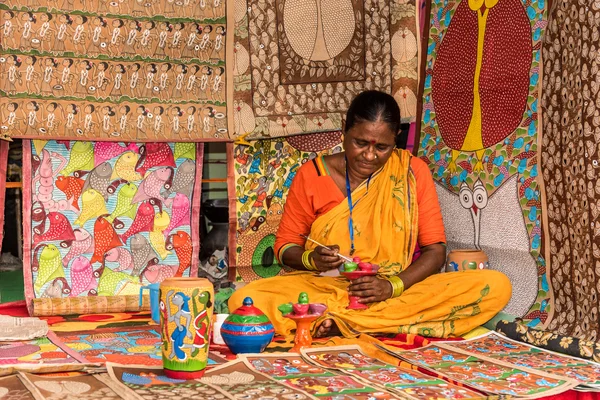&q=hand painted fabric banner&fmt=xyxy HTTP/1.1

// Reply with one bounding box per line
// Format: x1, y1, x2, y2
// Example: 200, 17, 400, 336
22, 140, 201, 315
232, 132, 342, 281
540, 1, 600, 340
0, 0, 232, 141
415, 0, 549, 320
231, 0, 419, 140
